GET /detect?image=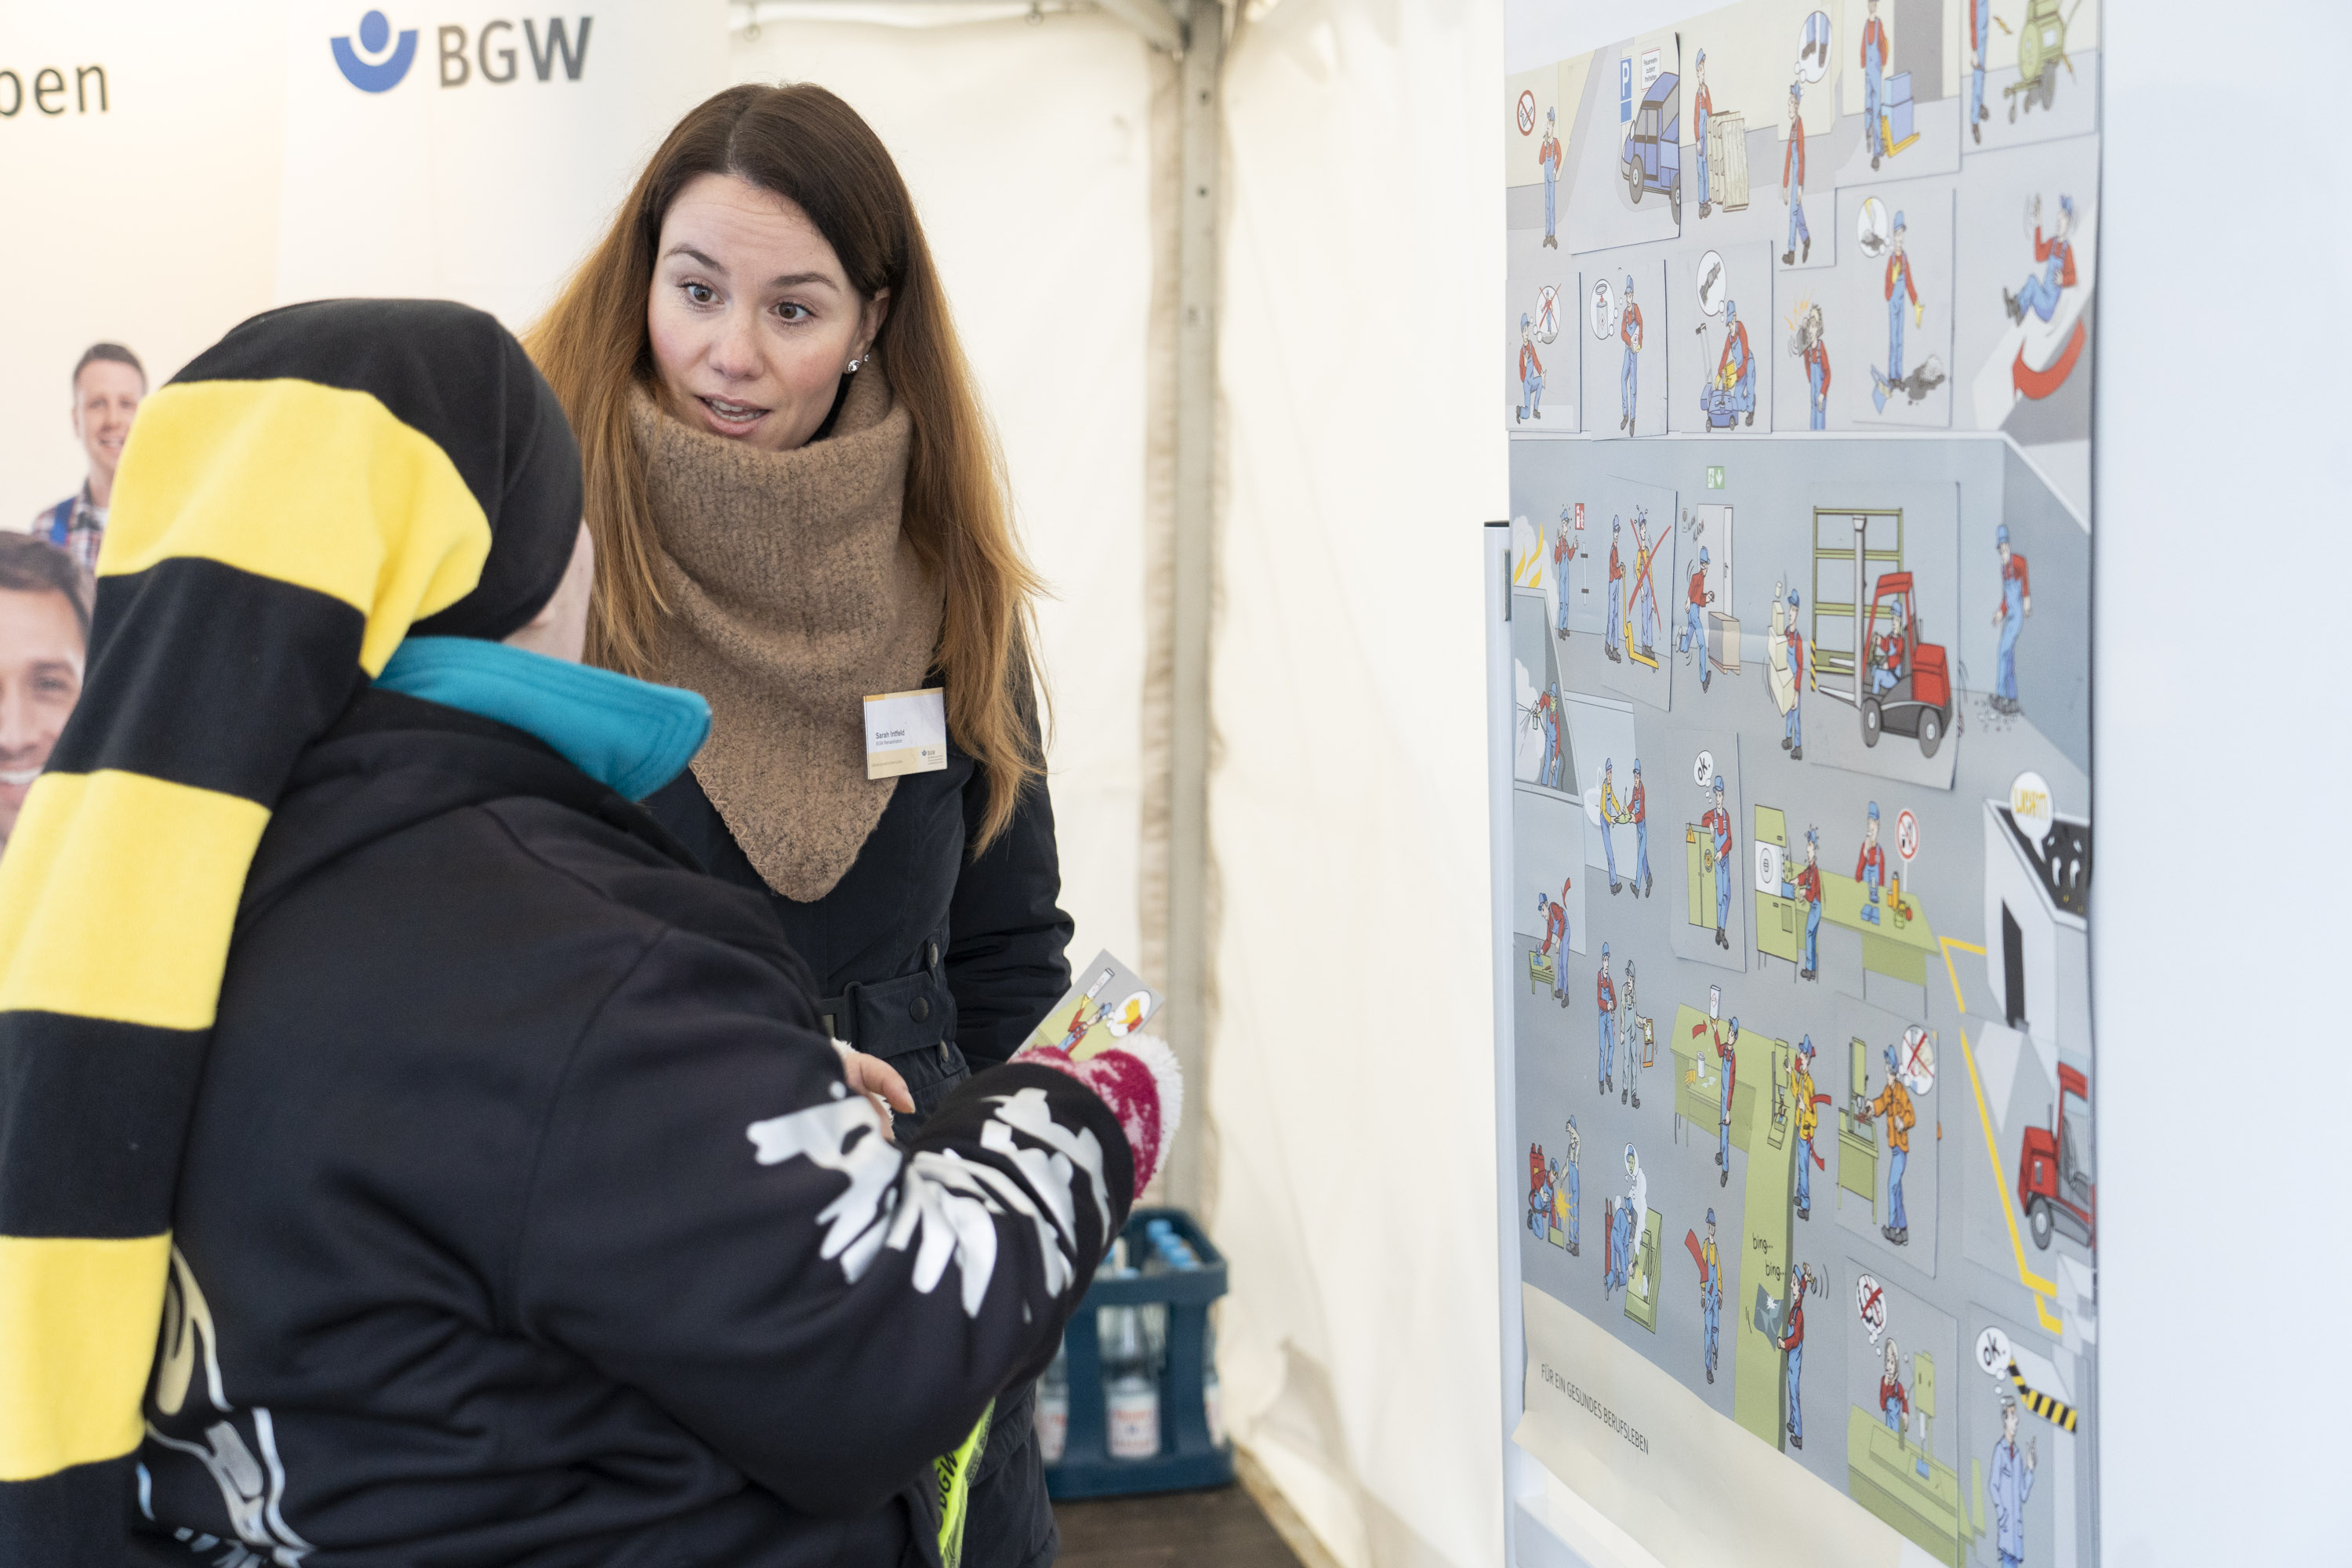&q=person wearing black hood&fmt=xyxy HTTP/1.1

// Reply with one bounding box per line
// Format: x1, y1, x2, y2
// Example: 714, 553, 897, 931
0, 299, 1180, 1568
